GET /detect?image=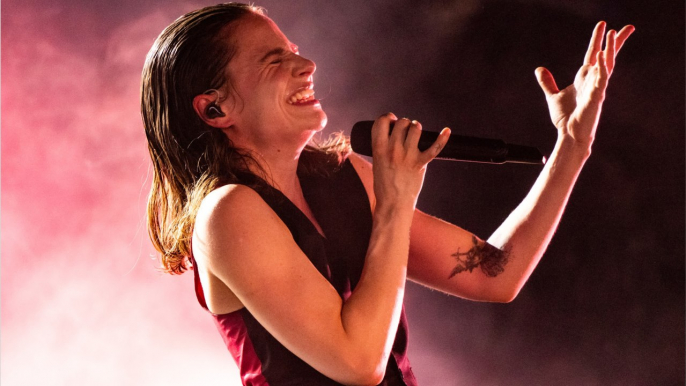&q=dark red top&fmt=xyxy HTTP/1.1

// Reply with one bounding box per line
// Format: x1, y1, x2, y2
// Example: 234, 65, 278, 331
193, 159, 417, 385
